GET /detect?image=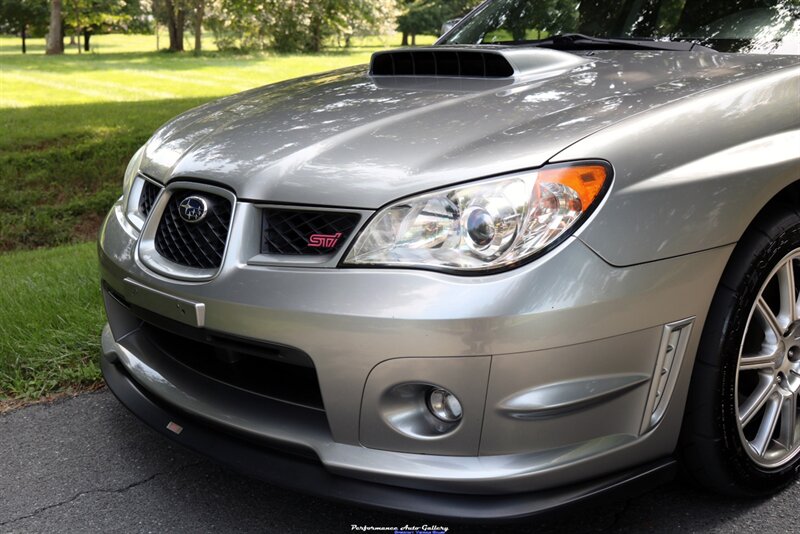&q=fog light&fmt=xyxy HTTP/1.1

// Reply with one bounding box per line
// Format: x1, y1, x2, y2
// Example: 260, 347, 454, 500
427, 388, 463, 423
